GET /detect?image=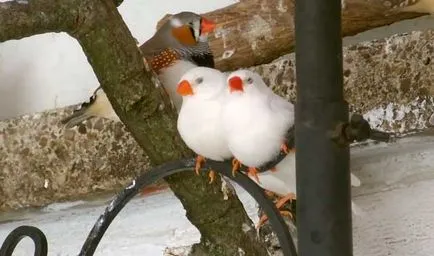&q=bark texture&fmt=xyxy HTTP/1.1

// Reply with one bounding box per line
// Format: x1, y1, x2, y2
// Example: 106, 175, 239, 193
158, 0, 426, 72
0, 0, 267, 255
